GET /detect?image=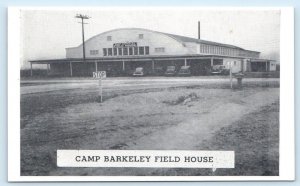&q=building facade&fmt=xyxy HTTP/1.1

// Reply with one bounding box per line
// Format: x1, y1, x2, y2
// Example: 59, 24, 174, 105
30, 28, 276, 77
